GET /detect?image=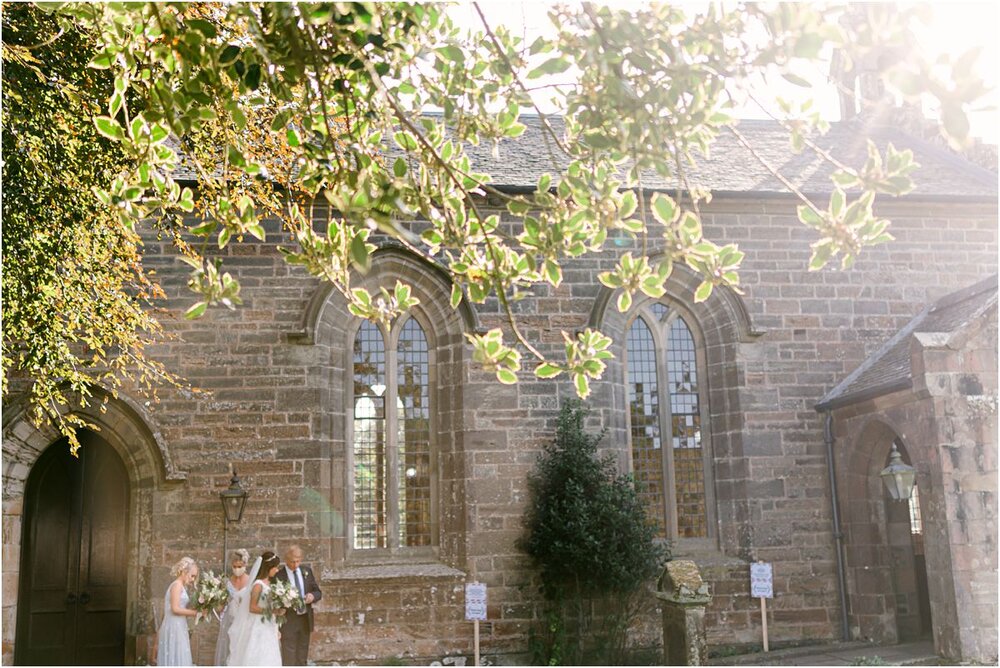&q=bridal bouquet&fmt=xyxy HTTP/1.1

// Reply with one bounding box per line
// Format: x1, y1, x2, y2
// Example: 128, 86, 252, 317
192, 570, 229, 625
262, 579, 304, 626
